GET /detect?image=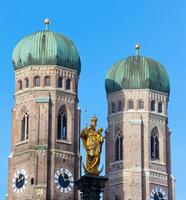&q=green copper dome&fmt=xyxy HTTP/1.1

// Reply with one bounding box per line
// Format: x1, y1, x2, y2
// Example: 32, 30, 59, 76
12, 30, 81, 74
105, 56, 170, 95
